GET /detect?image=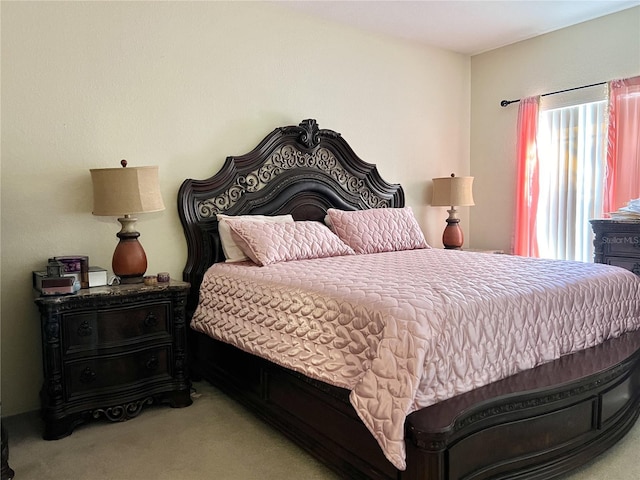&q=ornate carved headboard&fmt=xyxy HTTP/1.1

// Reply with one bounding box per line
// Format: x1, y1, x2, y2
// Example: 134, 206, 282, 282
178, 119, 404, 315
